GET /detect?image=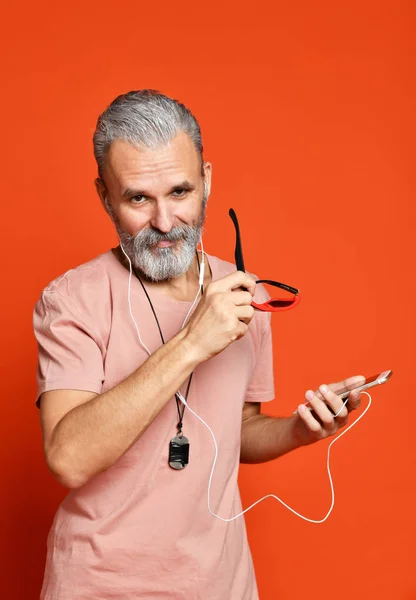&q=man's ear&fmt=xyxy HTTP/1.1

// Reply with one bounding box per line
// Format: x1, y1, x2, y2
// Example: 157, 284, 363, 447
94, 177, 110, 213
202, 162, 212, 197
